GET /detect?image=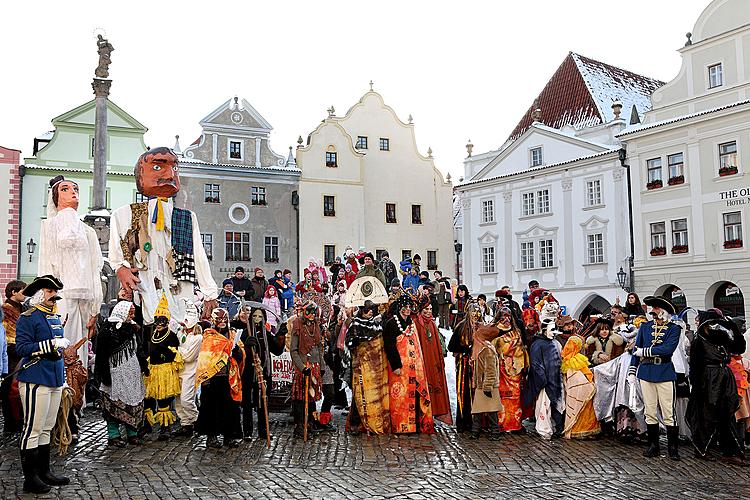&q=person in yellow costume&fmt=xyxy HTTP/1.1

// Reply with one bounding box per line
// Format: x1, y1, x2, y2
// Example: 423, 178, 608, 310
560, 335, 601, 439
143, 293, 183, 440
